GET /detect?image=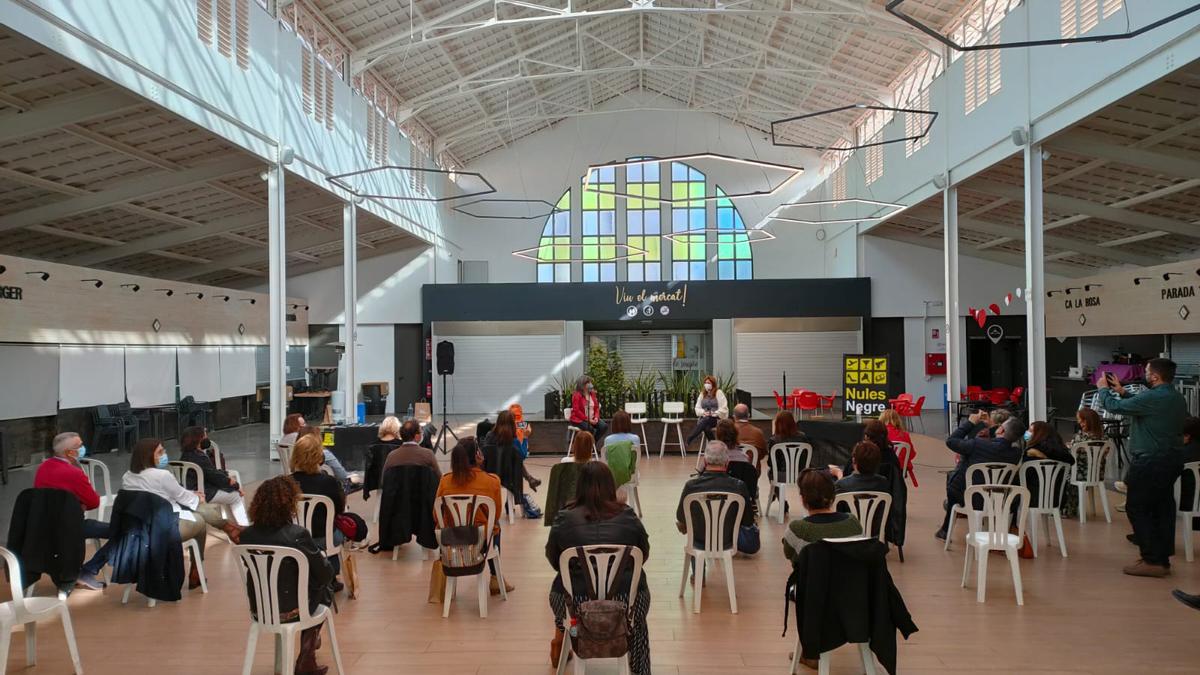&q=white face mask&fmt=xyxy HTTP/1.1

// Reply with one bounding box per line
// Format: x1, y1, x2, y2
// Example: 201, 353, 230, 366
704, 382, 713, 391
